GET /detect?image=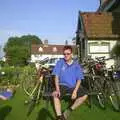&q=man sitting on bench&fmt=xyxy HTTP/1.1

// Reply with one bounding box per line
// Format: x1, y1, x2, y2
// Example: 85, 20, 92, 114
52, 46, 88, 120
